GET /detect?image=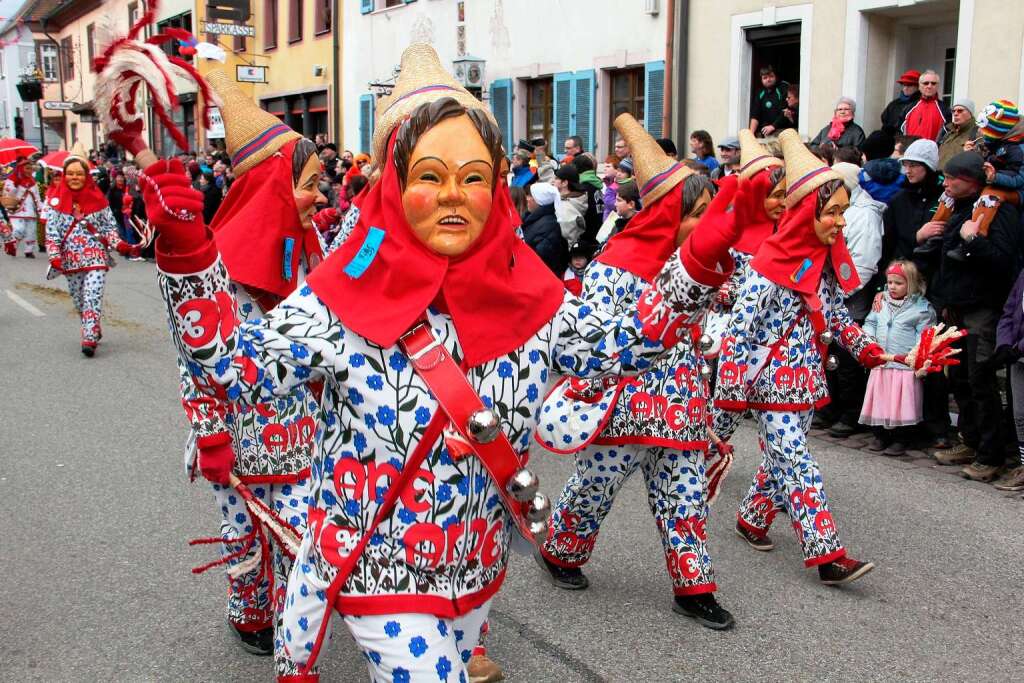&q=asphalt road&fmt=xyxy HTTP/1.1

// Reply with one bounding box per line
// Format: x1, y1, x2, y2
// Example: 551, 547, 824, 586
1, 255, 1022, 682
